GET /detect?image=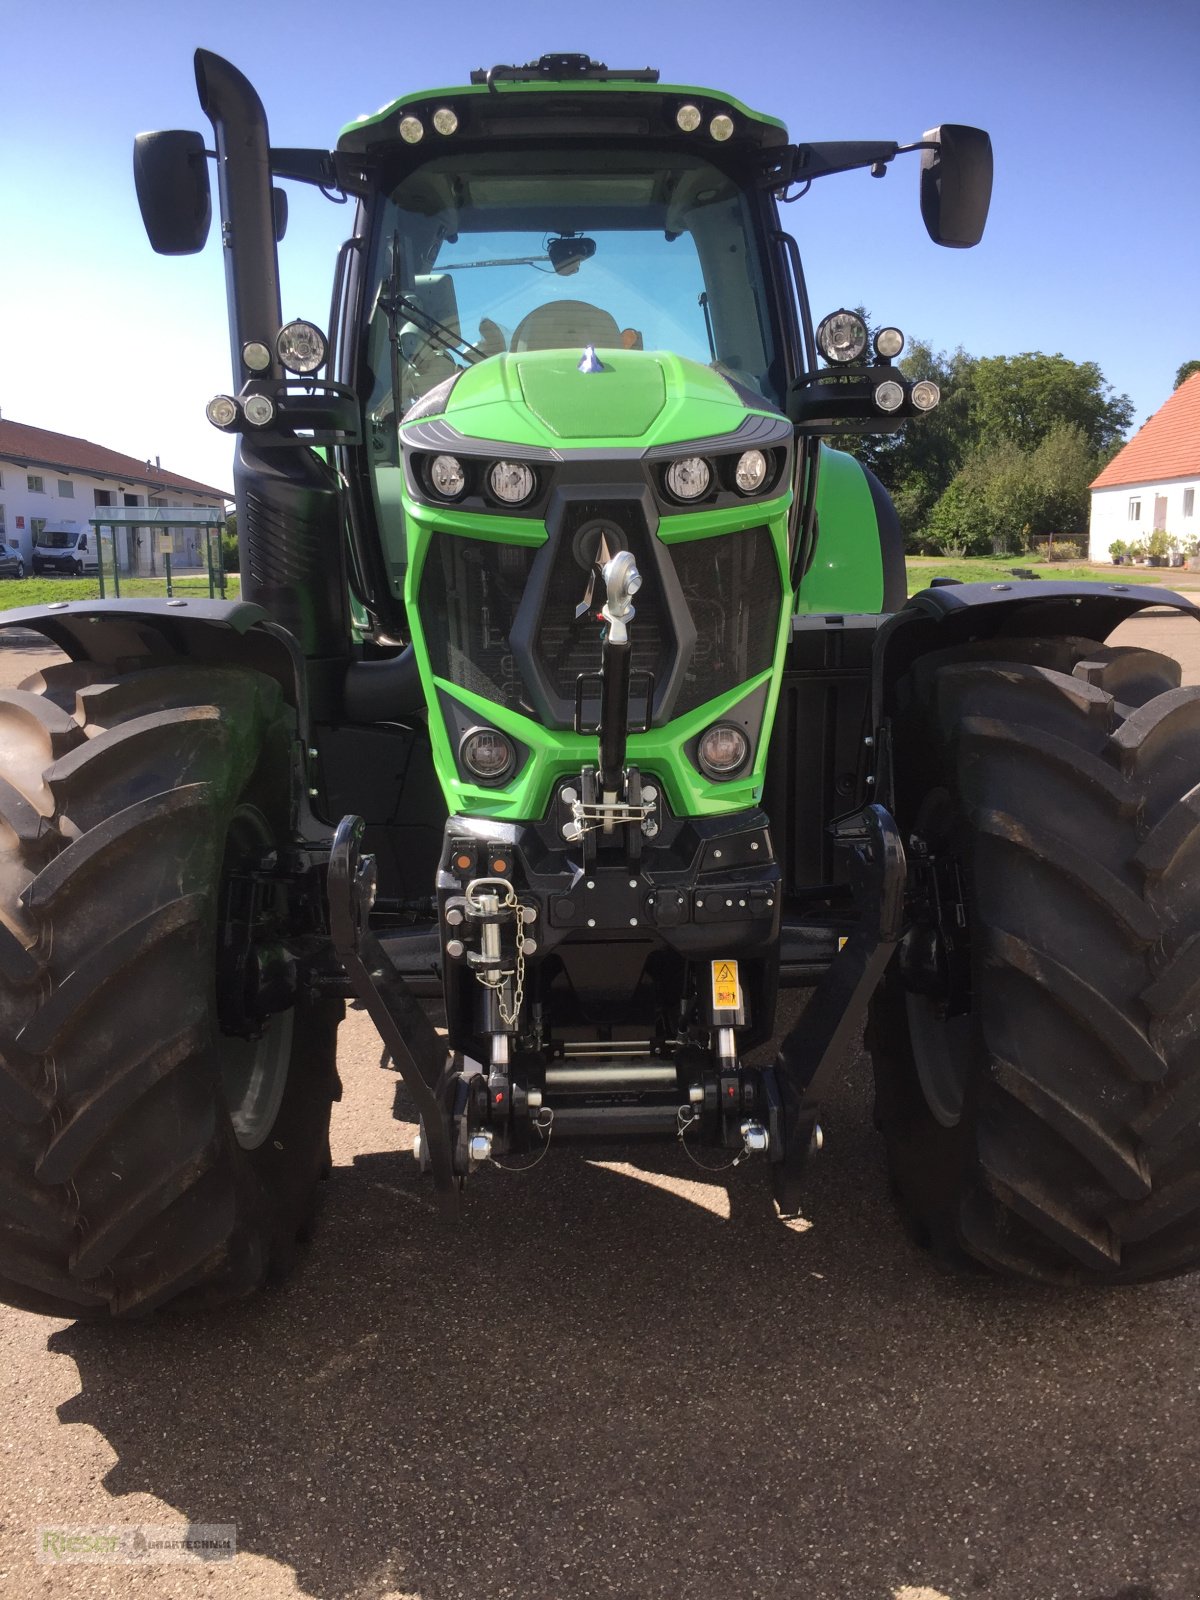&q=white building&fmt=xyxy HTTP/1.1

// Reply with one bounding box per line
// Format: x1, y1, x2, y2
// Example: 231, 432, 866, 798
1089, 372, 1200, 560
0, 415, 229, 573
